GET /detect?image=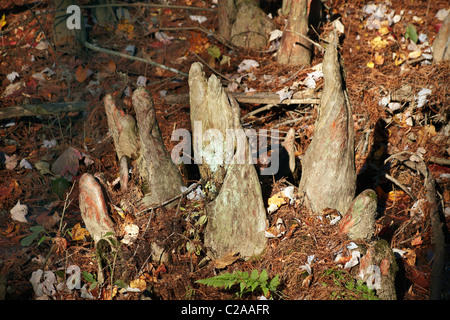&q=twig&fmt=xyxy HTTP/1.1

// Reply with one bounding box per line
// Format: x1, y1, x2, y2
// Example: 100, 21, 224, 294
428, 156, 450, 166
138, 182, 201, 214
241, 104, 277, 121
273, 115, 313, 128
0, 101, 88, 120
384, 173, 416, 201
80, 2, 216, 12
191, 52, 246, 90
83, 41, 188, 77
285, 28, 325, 50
